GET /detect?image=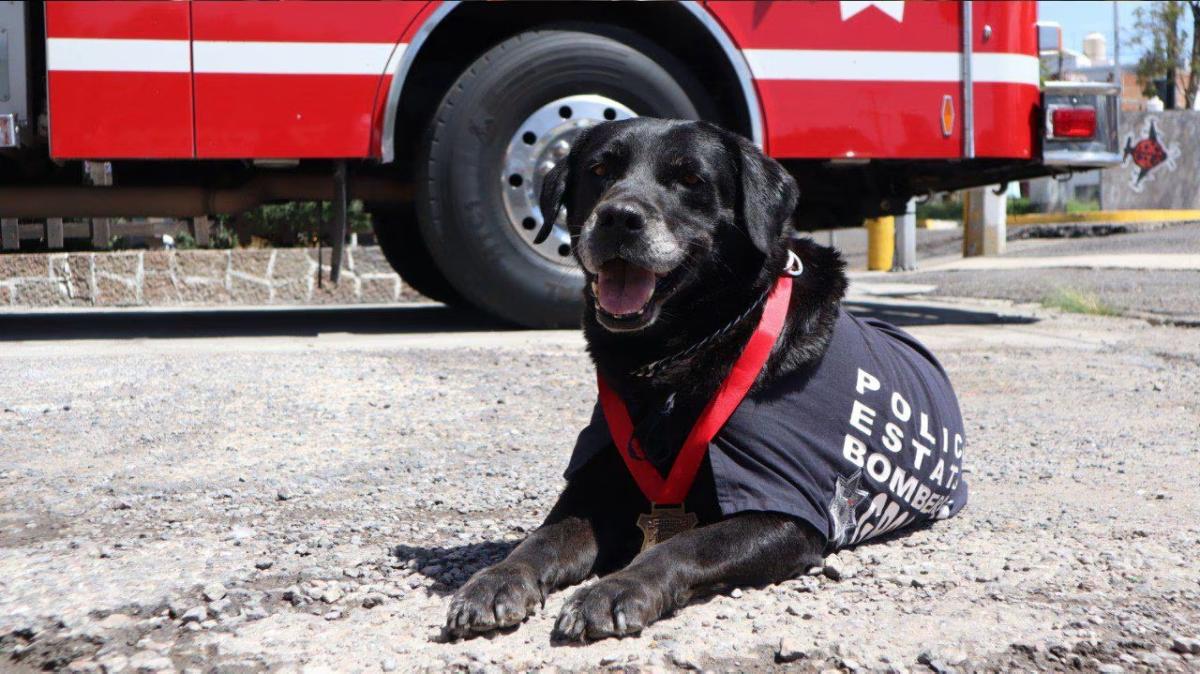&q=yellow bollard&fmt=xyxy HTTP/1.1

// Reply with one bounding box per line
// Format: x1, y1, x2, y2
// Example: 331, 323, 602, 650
865, 216, 895, 271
